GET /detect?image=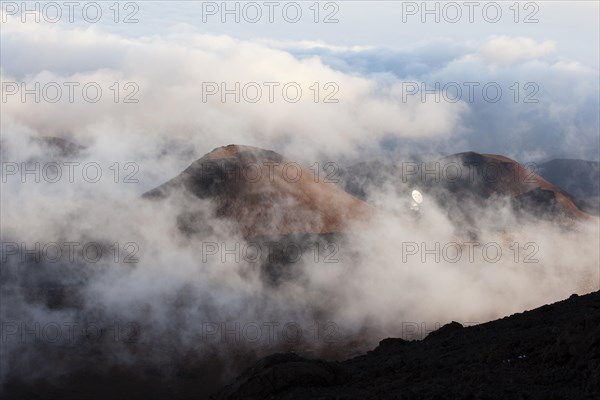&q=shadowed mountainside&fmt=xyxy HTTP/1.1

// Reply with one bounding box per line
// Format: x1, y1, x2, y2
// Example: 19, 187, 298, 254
143, 144, 375, 238
340, 151, 590, 223
537, 159, 600, 215
216, 291, 600, 399
145, 146, 591, 239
